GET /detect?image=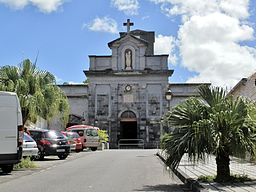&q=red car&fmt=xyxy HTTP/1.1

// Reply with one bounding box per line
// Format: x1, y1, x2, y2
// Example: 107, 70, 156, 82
62, 131, 83, 152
